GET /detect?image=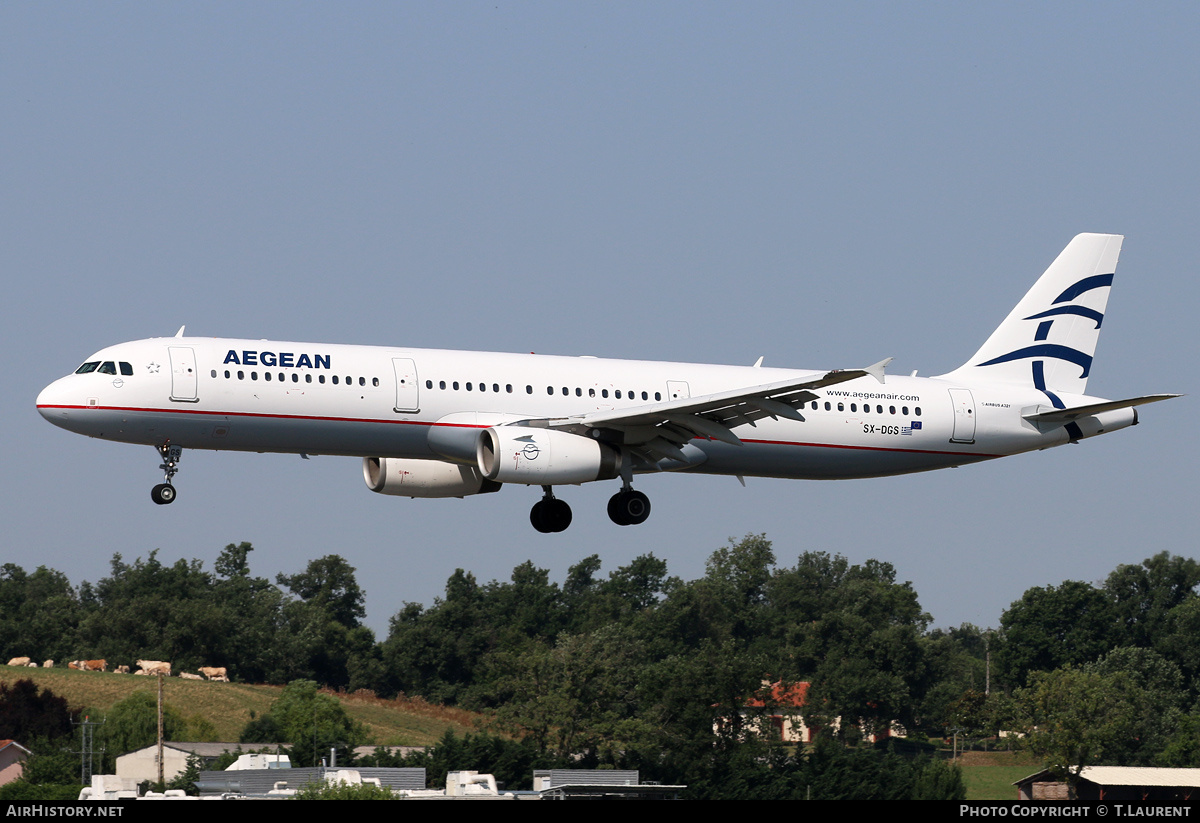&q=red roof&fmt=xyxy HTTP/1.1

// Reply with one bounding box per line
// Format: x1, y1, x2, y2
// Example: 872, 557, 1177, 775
744, 681, 809, 709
